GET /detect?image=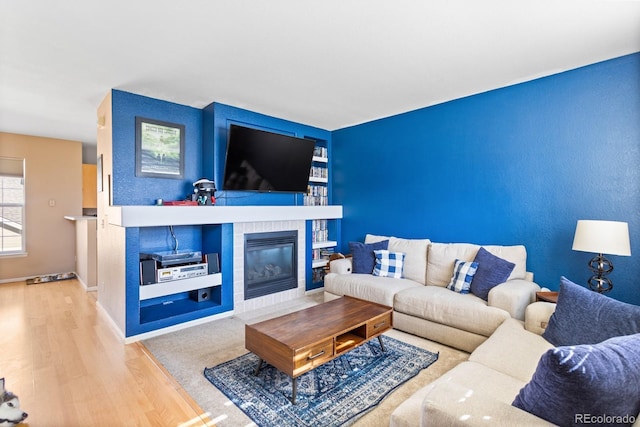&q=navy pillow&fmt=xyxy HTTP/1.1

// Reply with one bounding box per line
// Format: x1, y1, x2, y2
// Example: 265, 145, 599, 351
513, 333, 640, 426
470, 247, 515, 301
543, 276, 640, 346
349, 240, 389, 274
